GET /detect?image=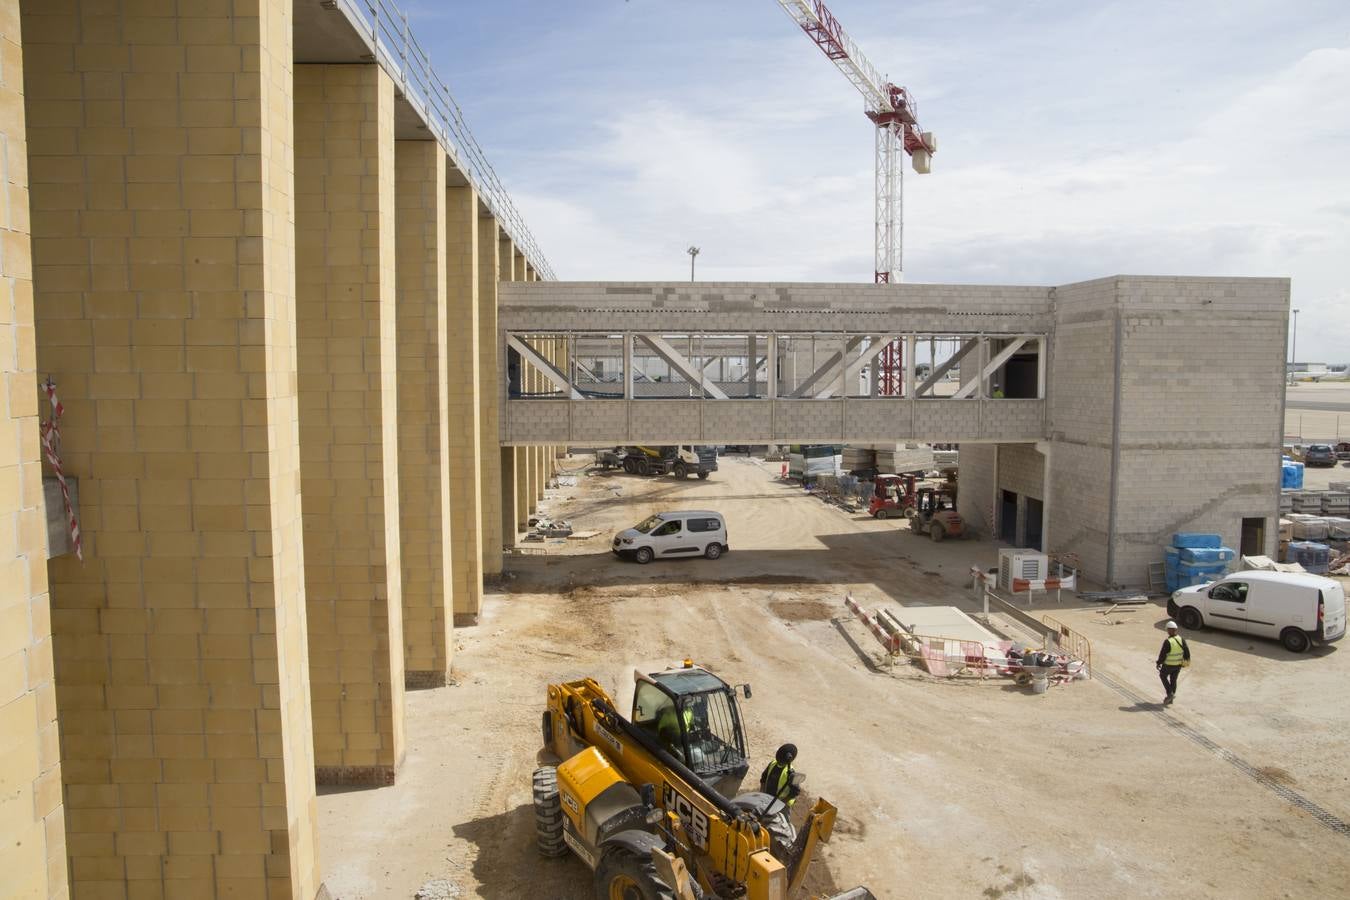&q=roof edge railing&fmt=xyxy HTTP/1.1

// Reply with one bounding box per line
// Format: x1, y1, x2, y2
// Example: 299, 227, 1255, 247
335, 0, 557, 279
